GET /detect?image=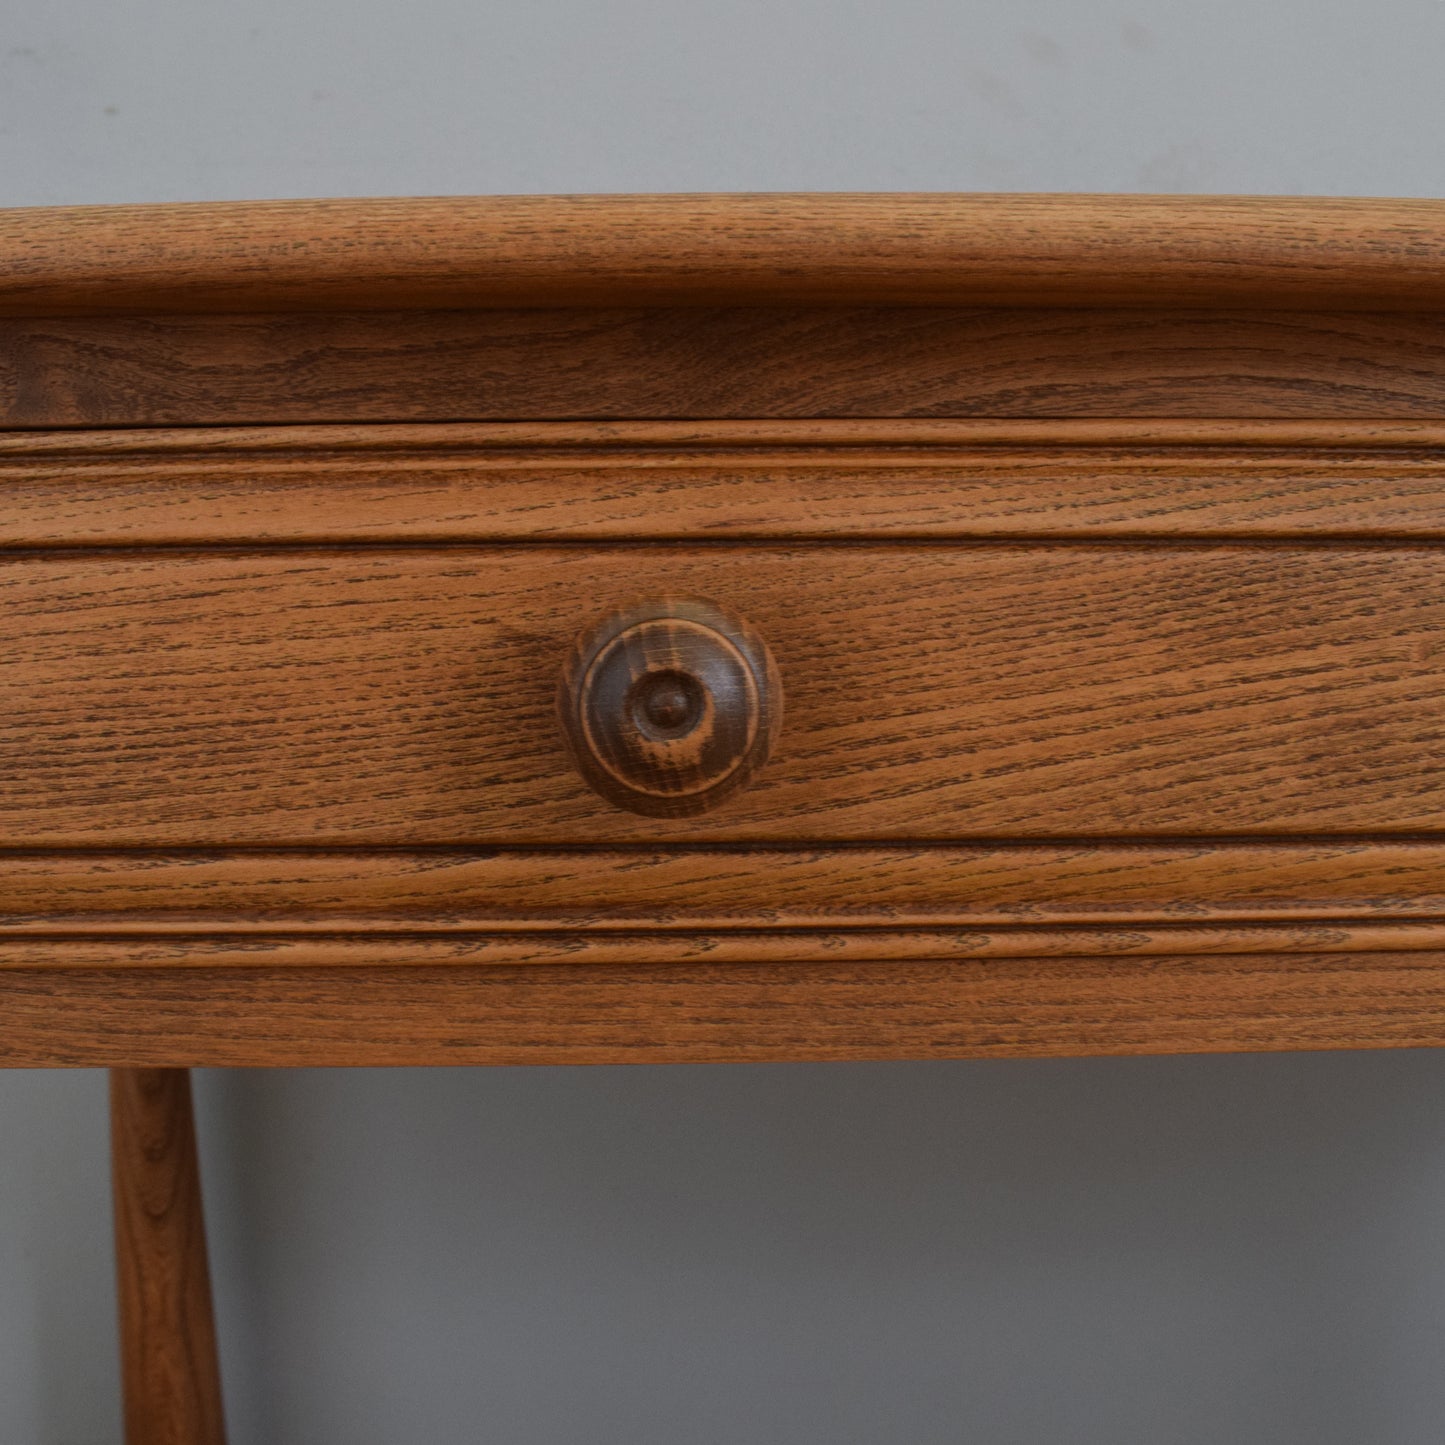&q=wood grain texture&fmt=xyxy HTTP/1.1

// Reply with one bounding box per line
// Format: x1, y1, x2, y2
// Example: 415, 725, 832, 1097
0, 843, 1441, 931
5, 194, 1445, 315
5, 420, 1445, 543
0, 546, 1440, 843
111, 1067, 226, 1445
5, 952, 1445, 1066
7, 306, 1445, 427
5, 194, 1445, 1071
13, 418, 1445, 451
4, 924, 1445, 971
